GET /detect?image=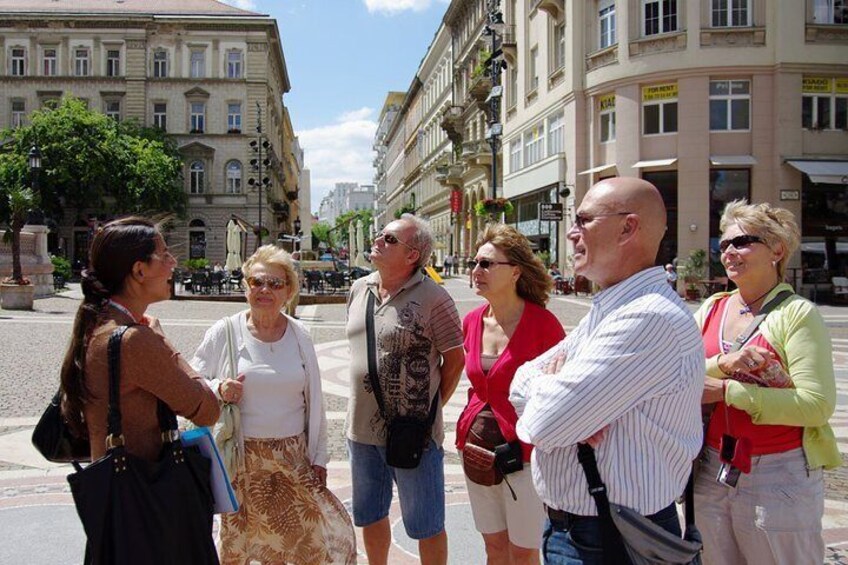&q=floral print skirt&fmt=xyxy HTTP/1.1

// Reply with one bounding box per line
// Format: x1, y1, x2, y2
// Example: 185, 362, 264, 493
219, 434, 356, 565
